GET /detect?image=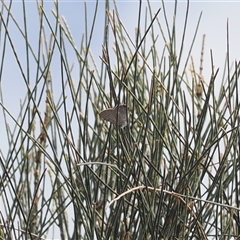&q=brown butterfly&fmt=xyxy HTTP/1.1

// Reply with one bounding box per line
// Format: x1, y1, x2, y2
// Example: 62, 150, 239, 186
99, 104, 127, 128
